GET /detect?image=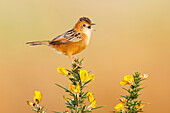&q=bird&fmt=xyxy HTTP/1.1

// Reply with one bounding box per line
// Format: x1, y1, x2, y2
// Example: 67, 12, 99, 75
26, 17, 95, 68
